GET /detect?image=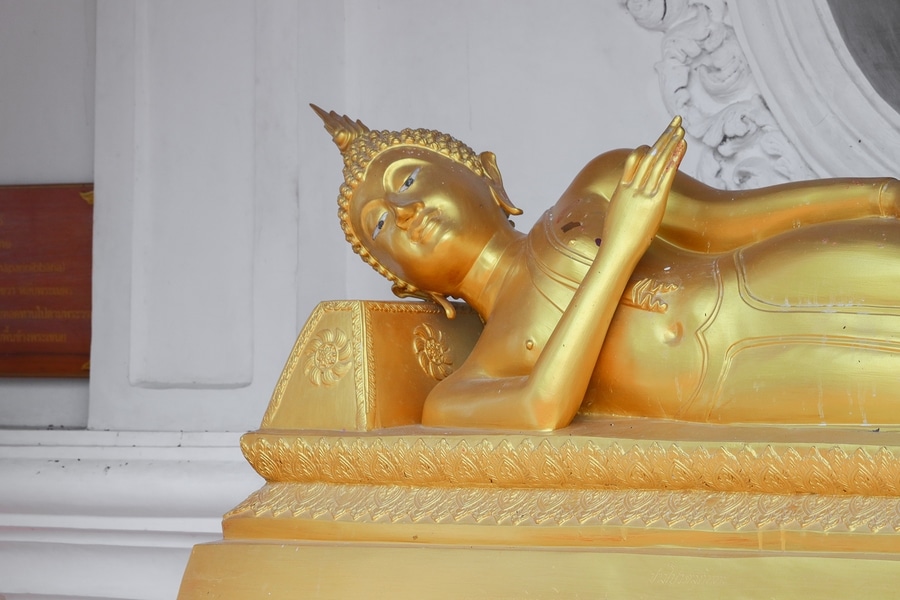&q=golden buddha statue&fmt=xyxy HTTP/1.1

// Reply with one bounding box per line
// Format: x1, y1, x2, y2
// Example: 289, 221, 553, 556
176, 107, 900, 600
313, 105, 900, 432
